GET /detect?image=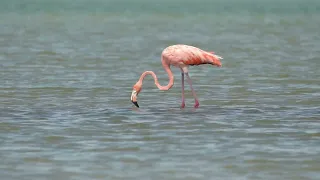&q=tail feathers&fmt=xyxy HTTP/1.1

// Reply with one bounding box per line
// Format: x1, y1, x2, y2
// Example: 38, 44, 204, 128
208, 51, 223, 59
214, 54, 223, 59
